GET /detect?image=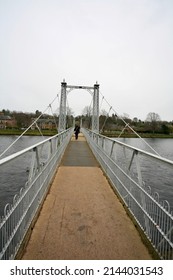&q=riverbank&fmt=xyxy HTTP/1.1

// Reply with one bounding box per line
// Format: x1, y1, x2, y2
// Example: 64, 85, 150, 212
0, 129, 173, 138
0, 129, 58, 136
102, 131, 173, 138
